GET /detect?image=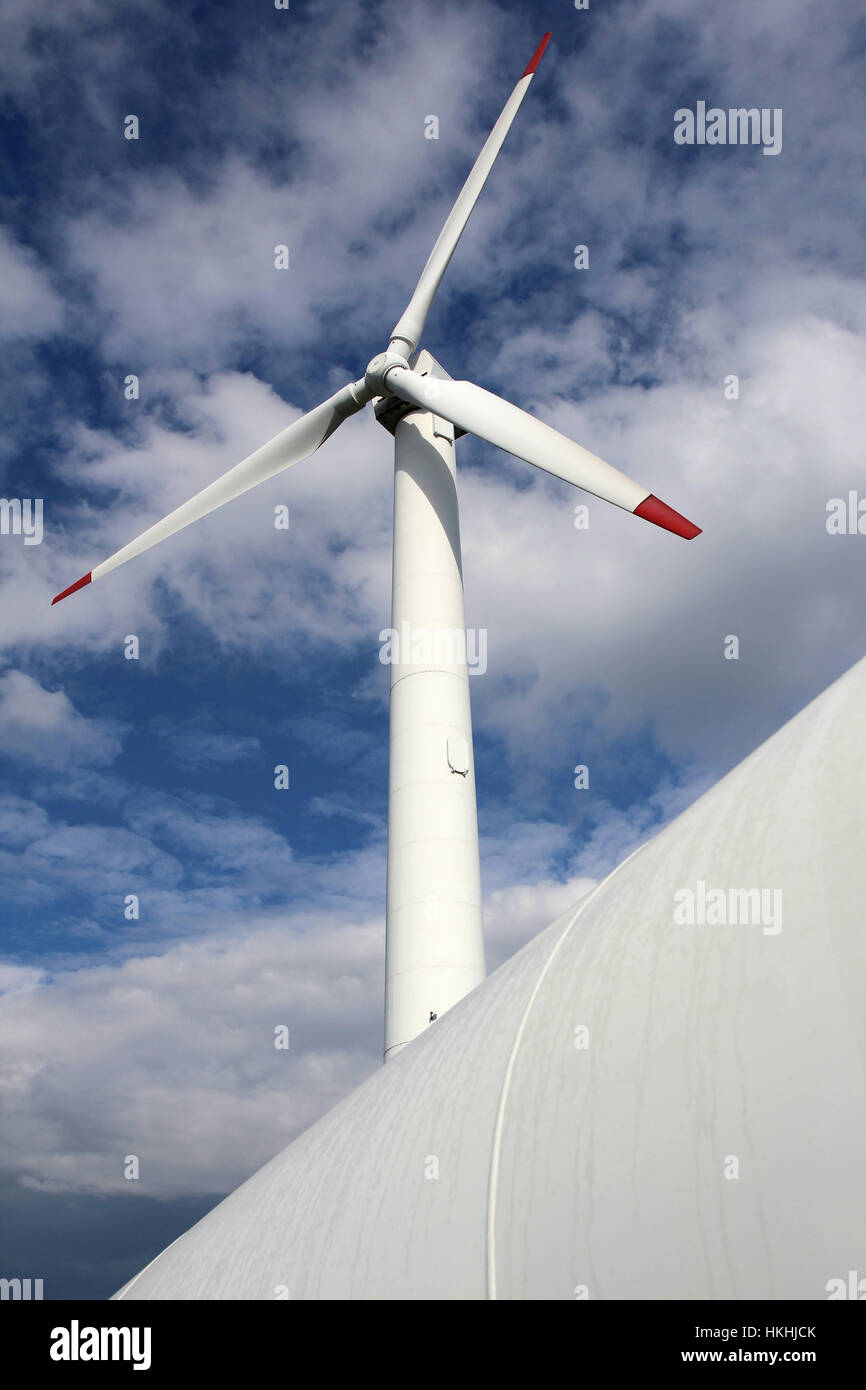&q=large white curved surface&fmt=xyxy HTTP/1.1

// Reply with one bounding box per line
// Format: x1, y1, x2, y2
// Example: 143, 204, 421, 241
116, 658, 866, 1300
